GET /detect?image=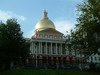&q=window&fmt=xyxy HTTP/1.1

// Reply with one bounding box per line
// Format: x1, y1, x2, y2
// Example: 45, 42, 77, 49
54, 35, 57, 39
58, 36, 62, 39
44, 35, 48, 38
